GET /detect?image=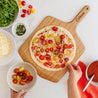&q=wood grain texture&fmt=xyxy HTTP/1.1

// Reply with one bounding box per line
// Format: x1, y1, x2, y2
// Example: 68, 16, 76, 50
18, 6, 90, 82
